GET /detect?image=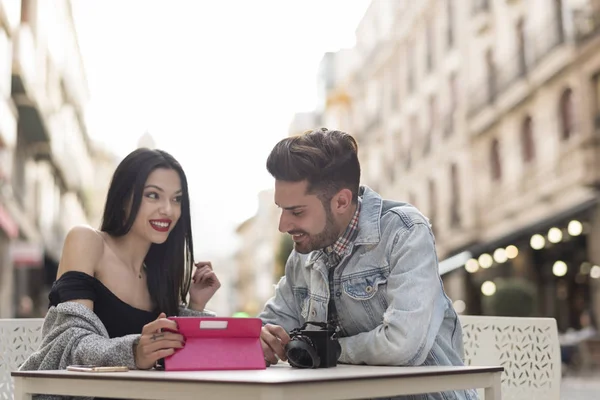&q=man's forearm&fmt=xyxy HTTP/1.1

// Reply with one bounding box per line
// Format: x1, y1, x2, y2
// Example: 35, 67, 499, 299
338, 326, 428, 366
